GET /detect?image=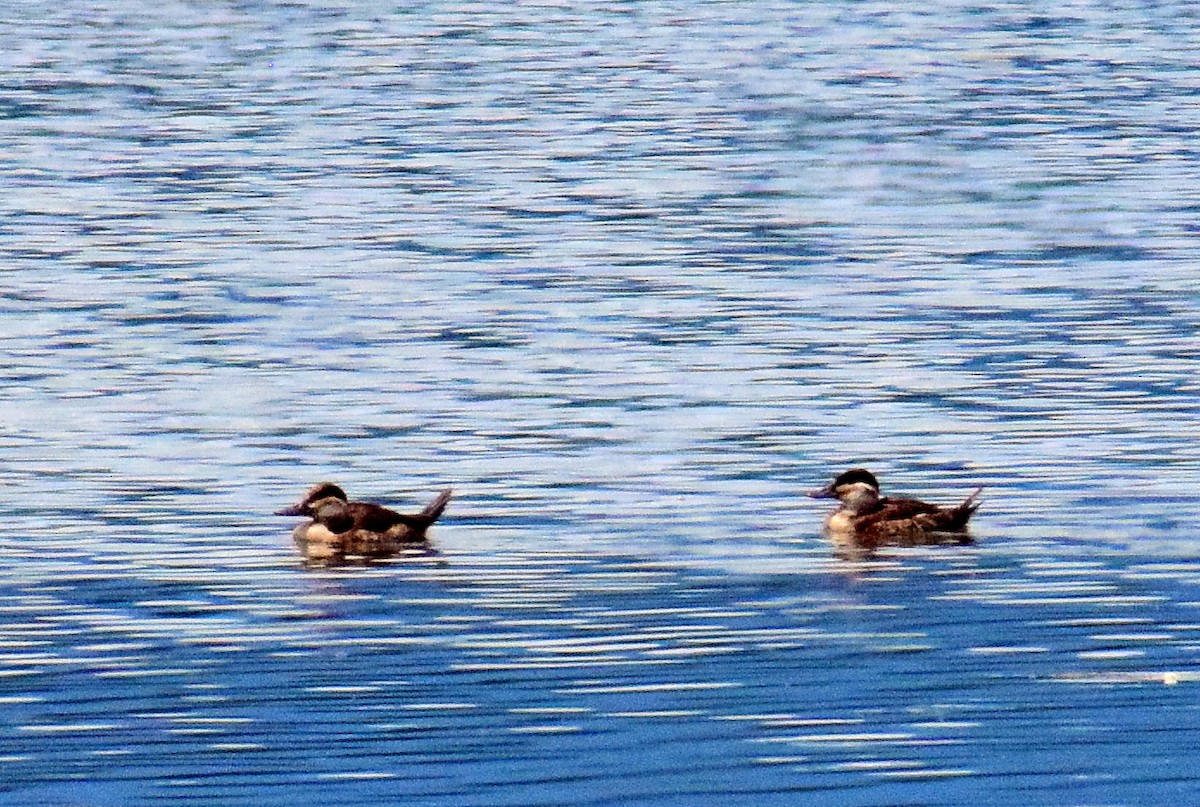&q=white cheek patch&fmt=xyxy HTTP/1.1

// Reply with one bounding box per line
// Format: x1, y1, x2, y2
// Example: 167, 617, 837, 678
836, 482, 865, 499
